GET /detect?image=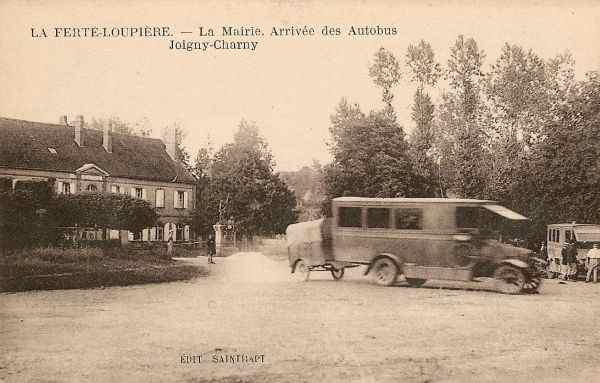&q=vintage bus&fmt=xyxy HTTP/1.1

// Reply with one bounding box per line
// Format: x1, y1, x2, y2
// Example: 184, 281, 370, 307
286, 197, 543, 294
546, 223, 600, 277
